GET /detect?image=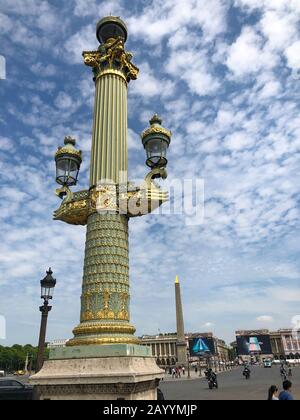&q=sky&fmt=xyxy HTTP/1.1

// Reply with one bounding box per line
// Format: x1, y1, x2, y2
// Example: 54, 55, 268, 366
0, 0, 300, 346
